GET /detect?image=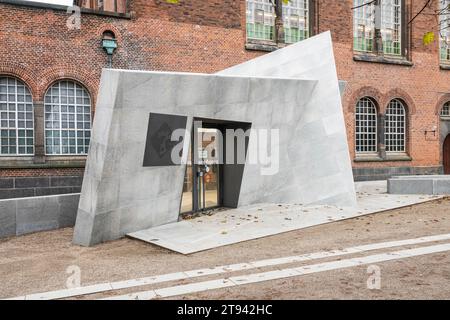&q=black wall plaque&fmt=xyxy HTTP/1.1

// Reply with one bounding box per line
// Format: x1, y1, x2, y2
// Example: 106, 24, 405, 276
143, 113, 188, 166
